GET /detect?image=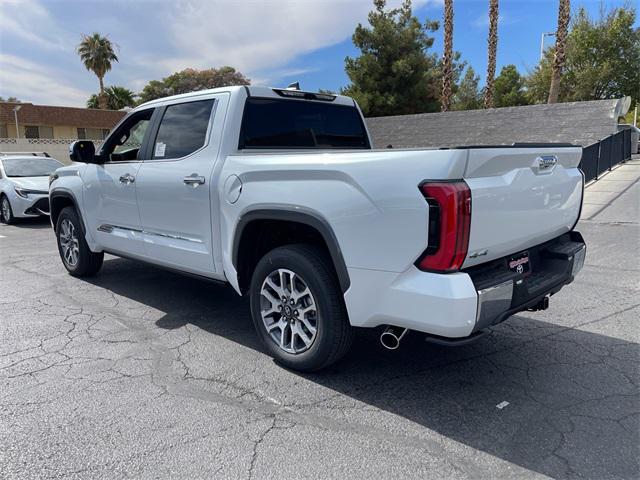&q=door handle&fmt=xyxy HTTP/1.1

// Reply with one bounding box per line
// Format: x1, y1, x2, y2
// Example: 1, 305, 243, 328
183, 173, 206, 186
119, 173, 135, 184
